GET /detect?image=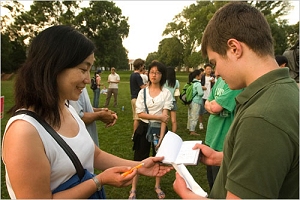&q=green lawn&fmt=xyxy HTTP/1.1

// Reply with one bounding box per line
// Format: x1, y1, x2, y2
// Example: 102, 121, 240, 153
1, 71, 210, 199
